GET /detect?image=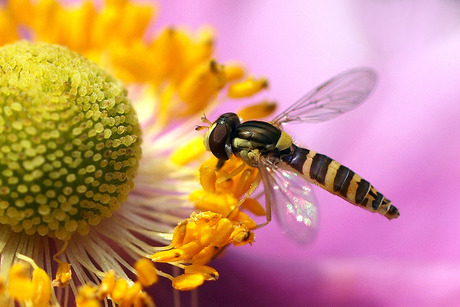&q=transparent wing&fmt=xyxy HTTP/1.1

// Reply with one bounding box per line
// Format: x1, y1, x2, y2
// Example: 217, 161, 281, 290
271, 68, 377, 125
258, 157, 318, 244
